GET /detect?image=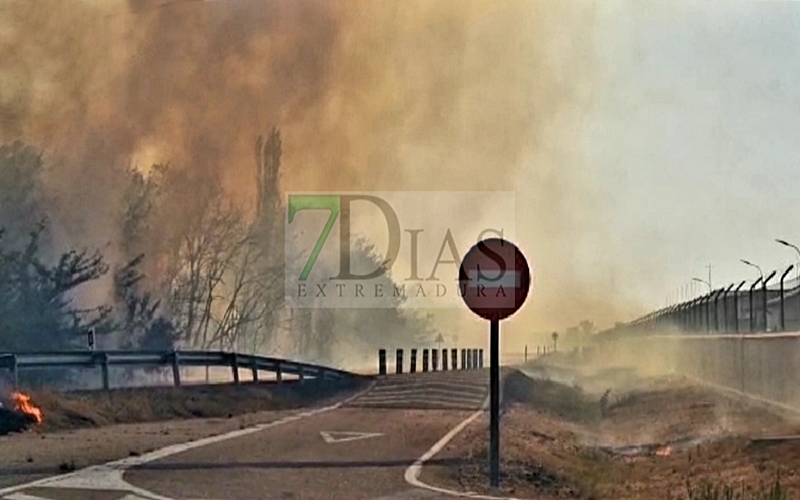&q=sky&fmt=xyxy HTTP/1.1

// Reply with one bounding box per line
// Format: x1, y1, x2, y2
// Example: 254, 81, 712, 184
574, 1, 800, 314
